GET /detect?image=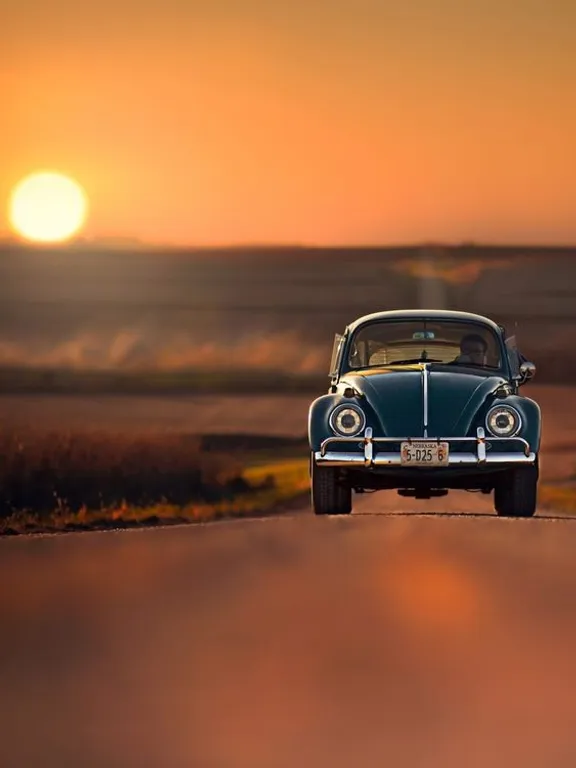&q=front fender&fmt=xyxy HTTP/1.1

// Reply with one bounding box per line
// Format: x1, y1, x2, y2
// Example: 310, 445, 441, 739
502, 395, 542, 453
471, 394, 542, 453
308, 393, 381, 452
